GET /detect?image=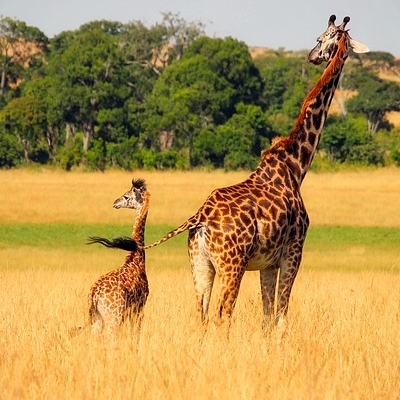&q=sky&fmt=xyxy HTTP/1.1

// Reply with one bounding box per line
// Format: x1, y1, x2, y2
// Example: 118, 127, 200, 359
1, 0, 400, 56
